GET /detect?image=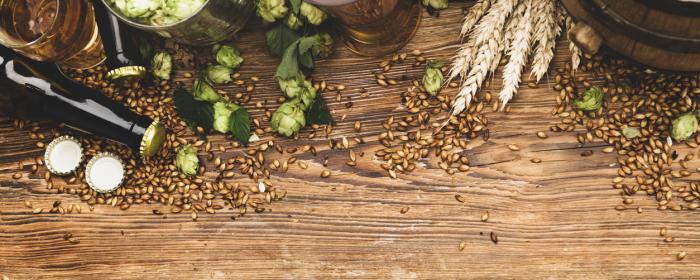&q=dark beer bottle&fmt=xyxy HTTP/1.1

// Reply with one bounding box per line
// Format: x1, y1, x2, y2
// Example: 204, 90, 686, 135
0, 46, 164, 158
92, 0, 148, 81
